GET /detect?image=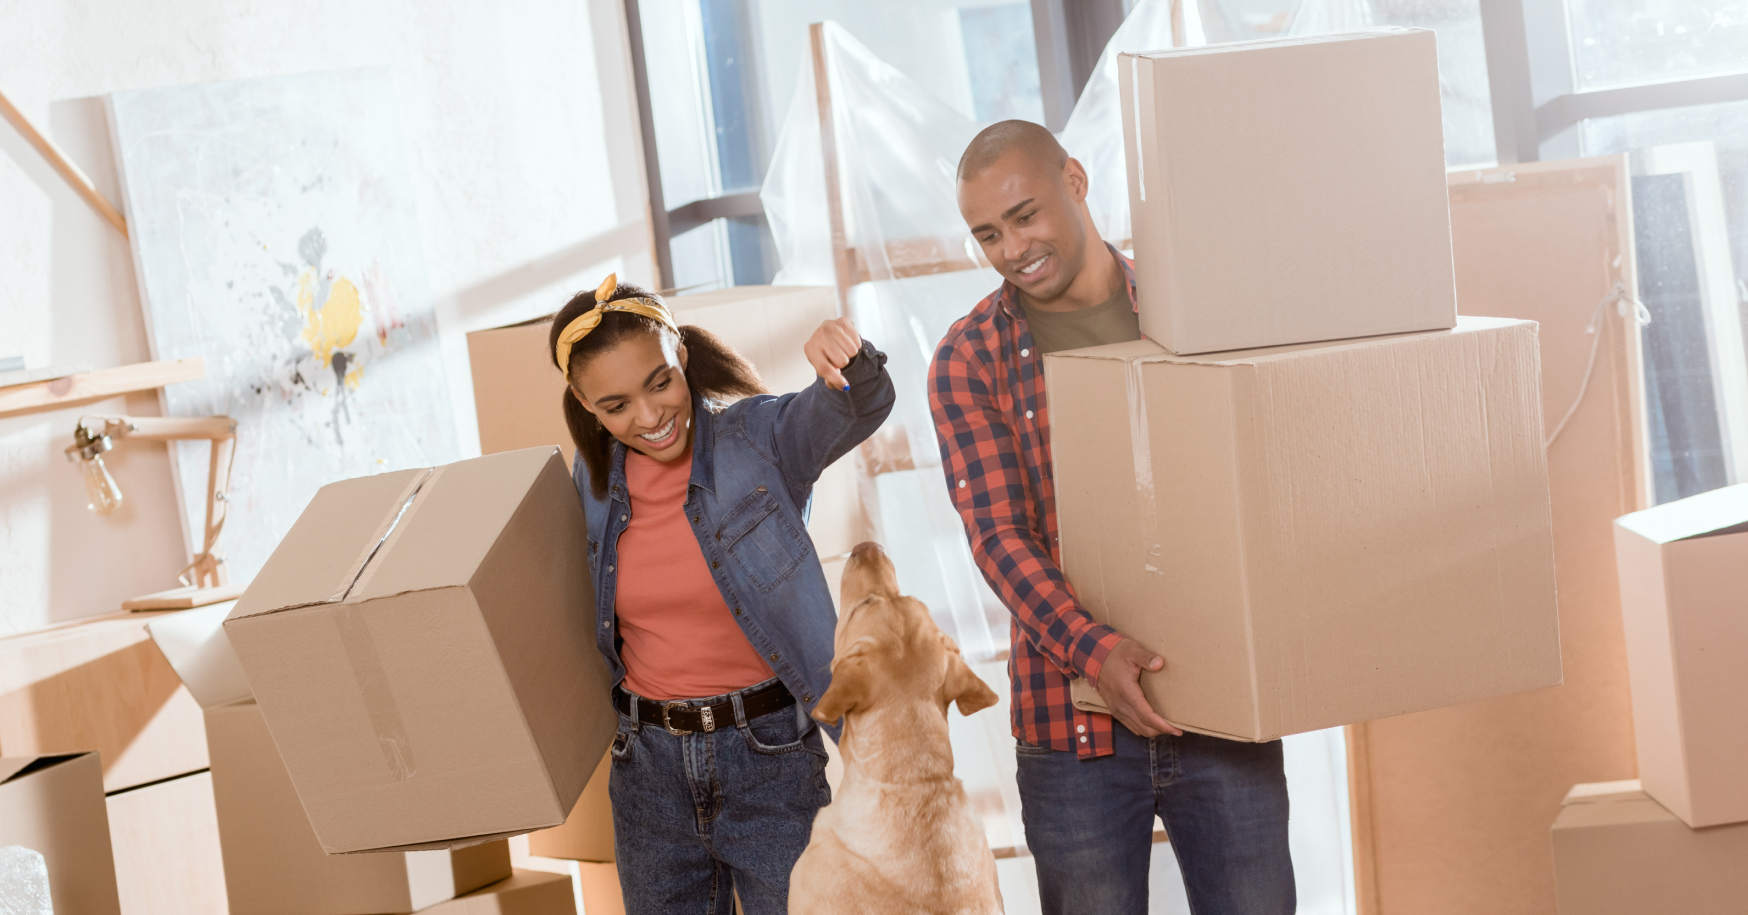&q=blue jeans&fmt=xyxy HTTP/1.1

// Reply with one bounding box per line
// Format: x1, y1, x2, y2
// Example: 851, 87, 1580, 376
1016, 726, 1295, 915
608, 682, 830, 915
